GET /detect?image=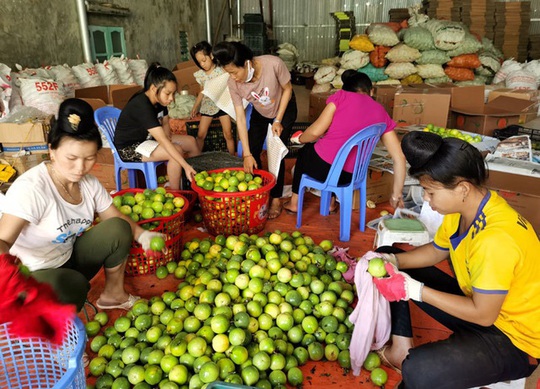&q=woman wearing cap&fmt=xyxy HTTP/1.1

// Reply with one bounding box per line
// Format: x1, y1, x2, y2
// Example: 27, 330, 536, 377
0, 98, 164, 311
212, 41, 298, 219
370, 131, 540, 388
